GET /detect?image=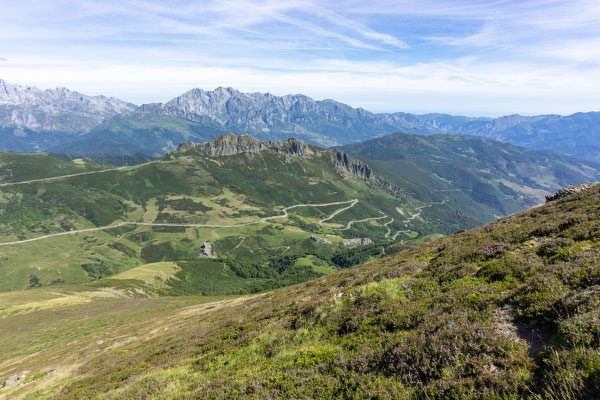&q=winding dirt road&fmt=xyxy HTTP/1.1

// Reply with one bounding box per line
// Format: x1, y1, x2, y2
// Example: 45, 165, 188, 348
0, 167, 126, 188
1, 163, 452, 246
0, 199, 362, 247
